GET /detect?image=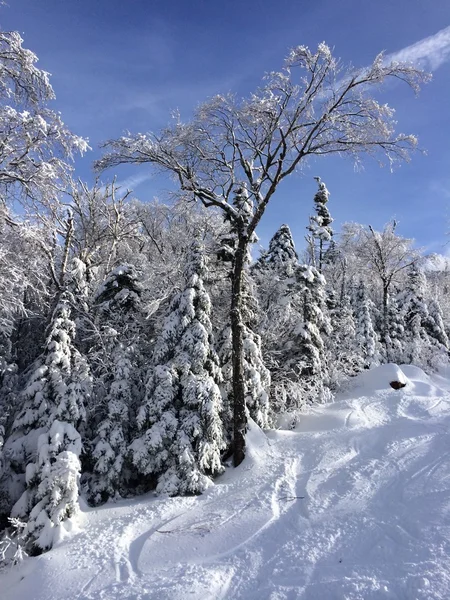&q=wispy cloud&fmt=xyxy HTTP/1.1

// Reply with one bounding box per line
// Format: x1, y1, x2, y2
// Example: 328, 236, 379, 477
115, 172, 152, 192
388, 26, 450, 71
